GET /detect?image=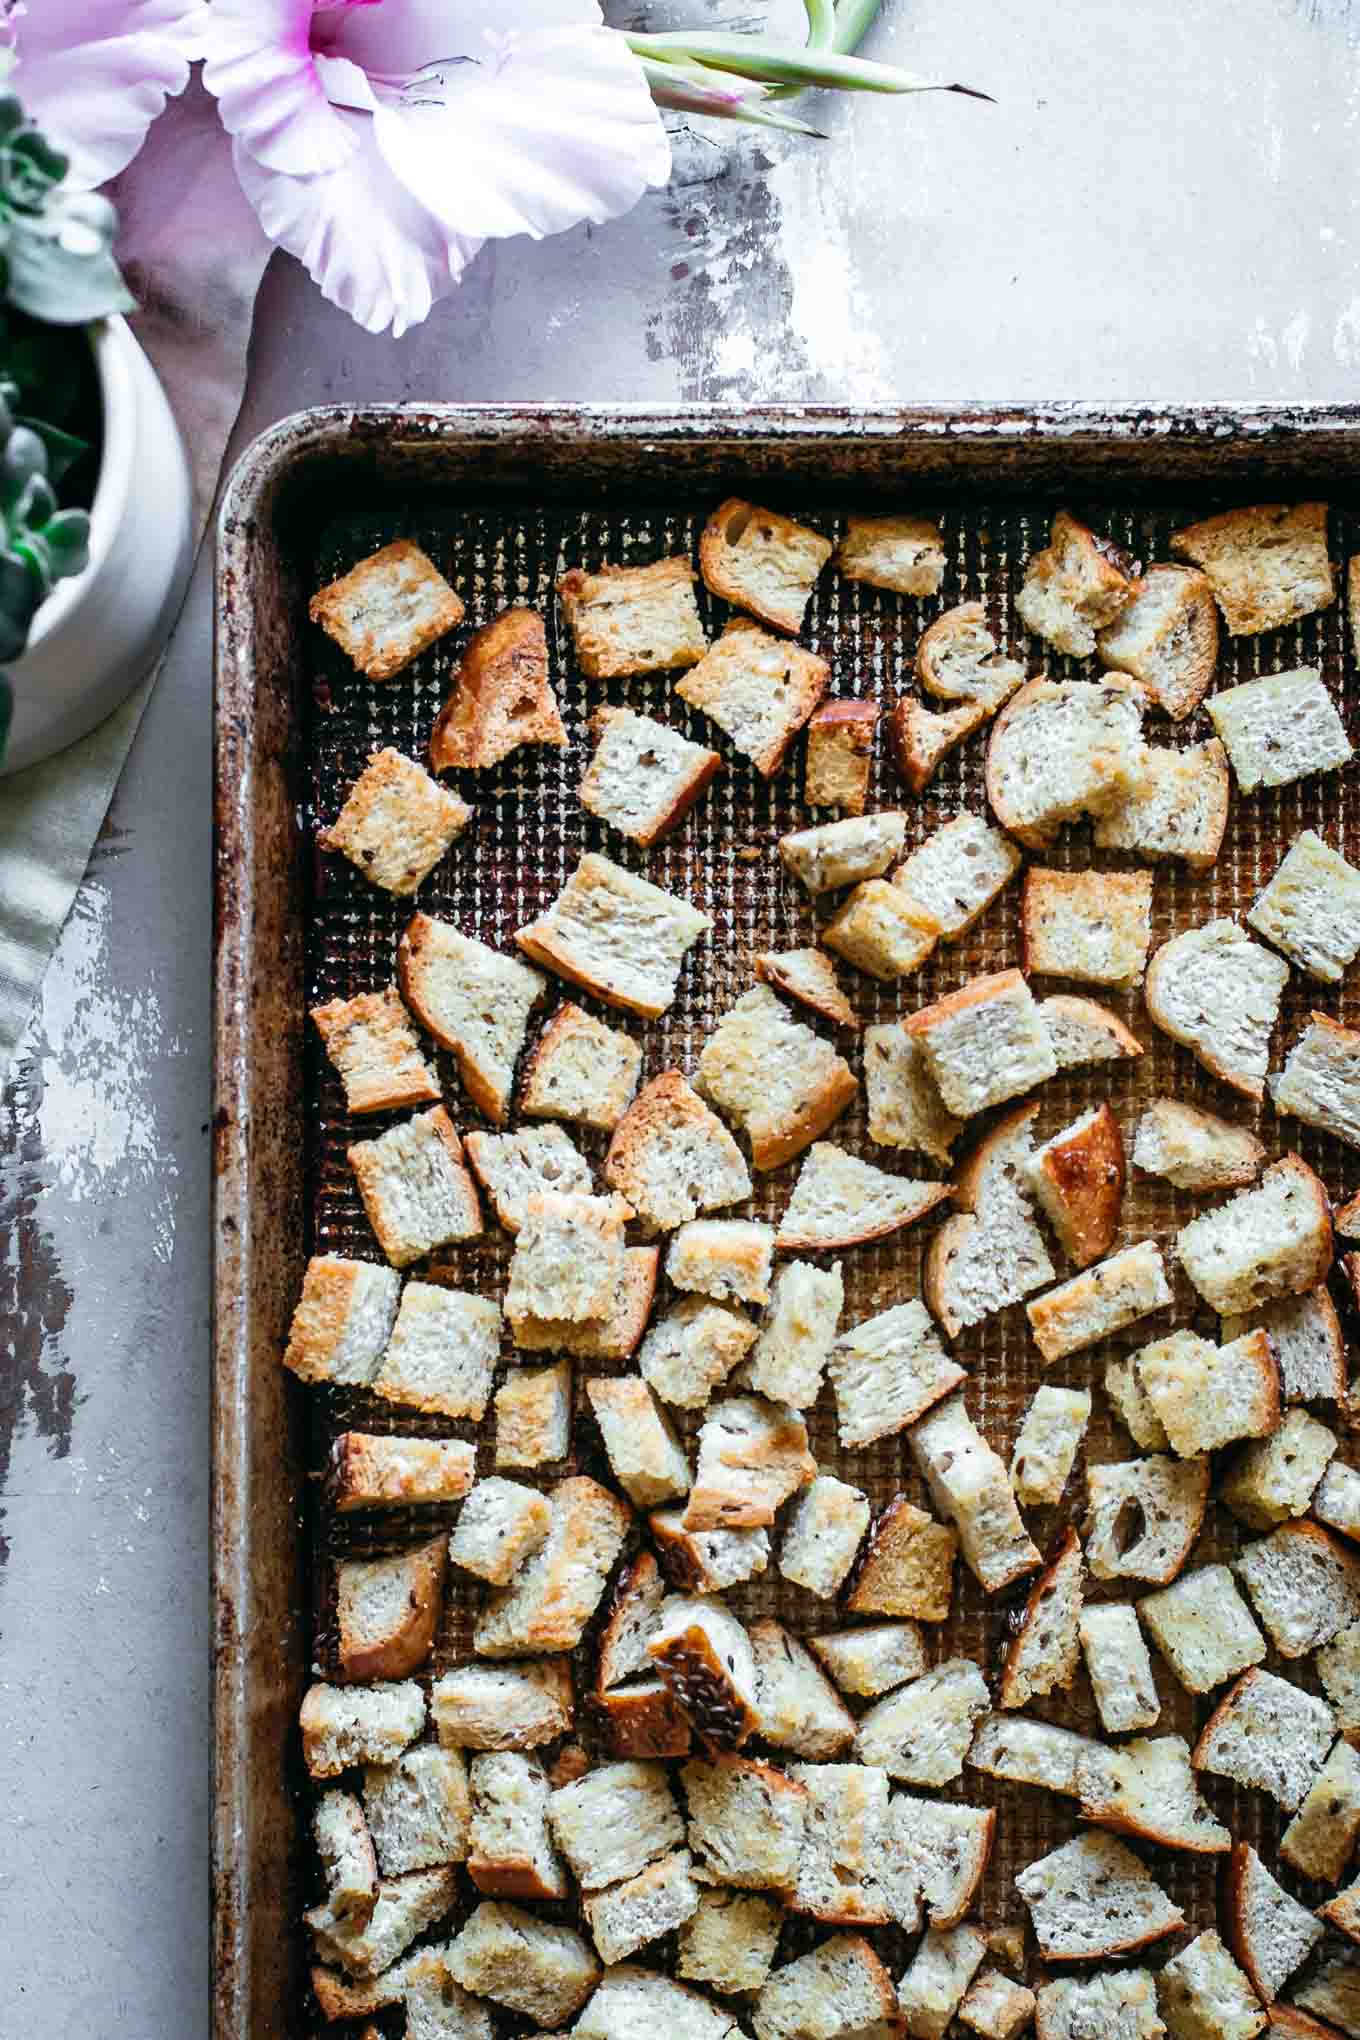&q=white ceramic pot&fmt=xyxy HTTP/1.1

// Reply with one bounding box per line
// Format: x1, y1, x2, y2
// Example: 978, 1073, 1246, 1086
1, 314, 194, 778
